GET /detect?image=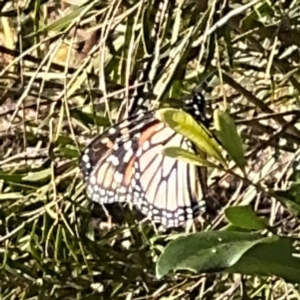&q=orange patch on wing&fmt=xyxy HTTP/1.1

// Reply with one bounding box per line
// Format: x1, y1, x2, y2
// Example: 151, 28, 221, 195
122, 123, 161, 185
96, 163, 113, 188
104, 139, 114, 149
124, 156, 136, 185
138, 121, 161, 146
